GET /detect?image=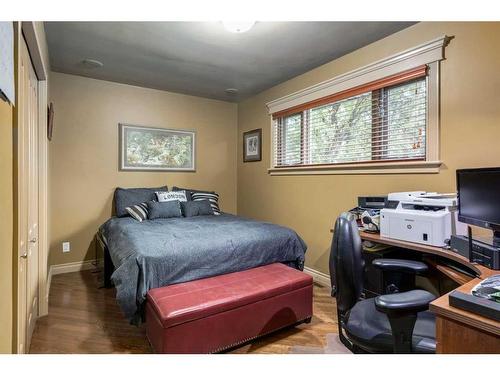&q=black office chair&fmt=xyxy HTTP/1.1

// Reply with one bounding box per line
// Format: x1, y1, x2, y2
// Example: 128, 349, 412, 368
330, 214, 437, 353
